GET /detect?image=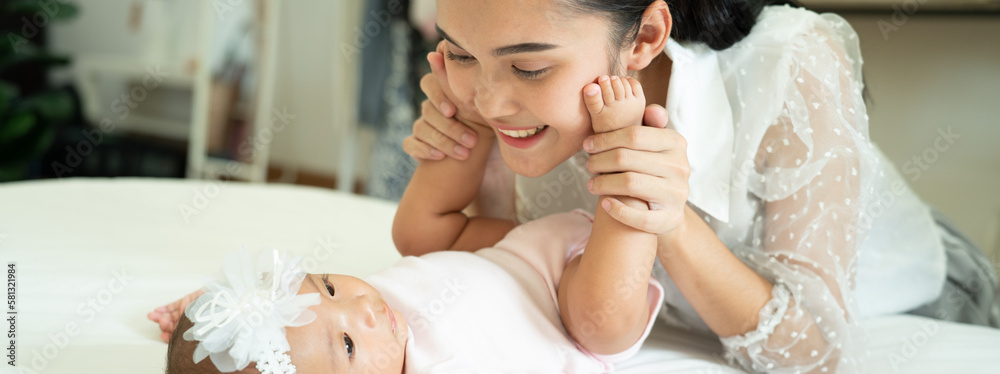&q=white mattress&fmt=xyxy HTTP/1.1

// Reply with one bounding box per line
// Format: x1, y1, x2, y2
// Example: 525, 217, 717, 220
1, 178, 998, 373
